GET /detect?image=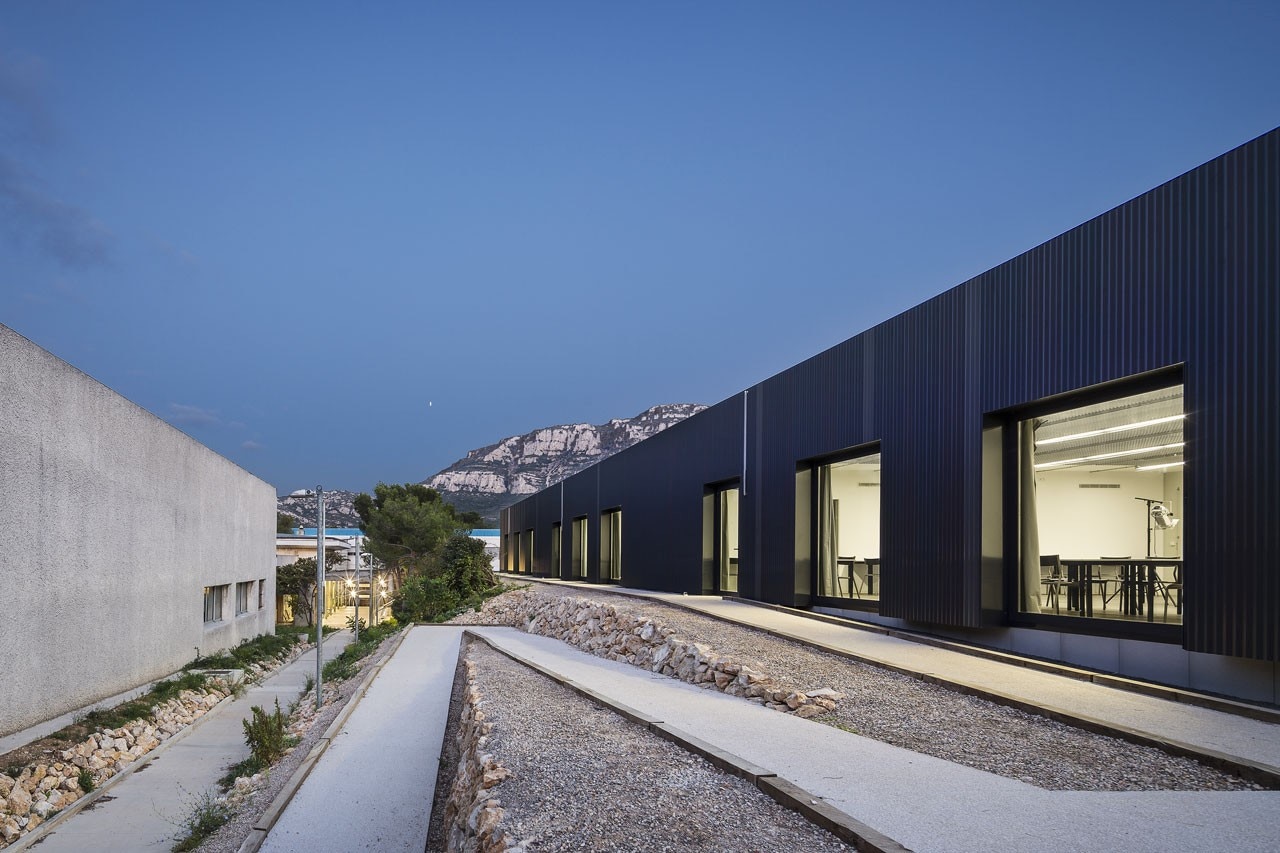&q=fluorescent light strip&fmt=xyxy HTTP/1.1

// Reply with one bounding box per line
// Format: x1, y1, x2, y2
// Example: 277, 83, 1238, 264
1035, 414, 1185, 446
1136, 461, 1186, 471
1035, 442, 1185, 470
